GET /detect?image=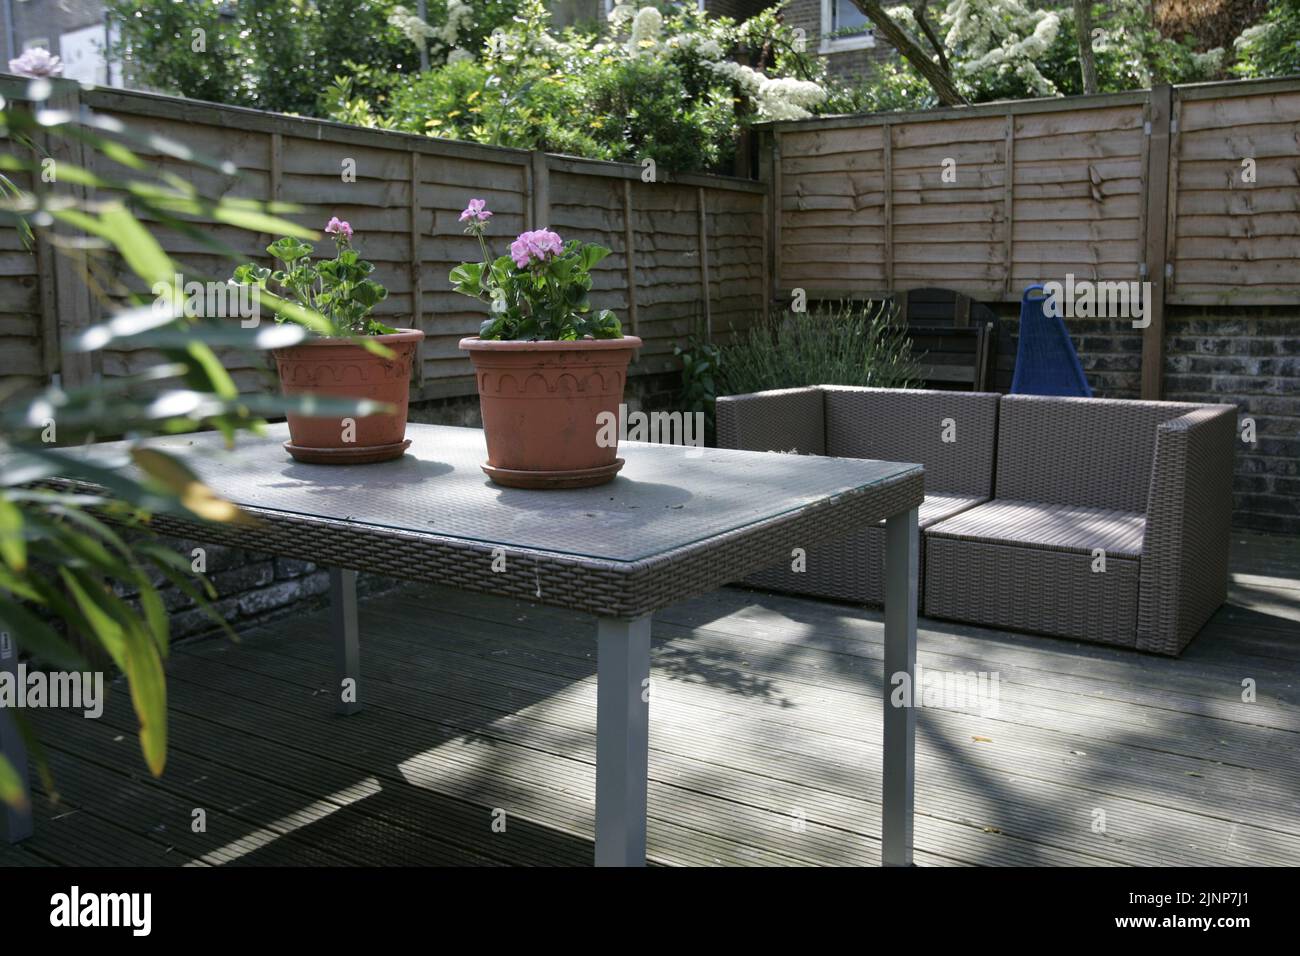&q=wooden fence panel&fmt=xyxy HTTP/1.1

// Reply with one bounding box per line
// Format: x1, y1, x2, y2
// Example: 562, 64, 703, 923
705, 187, 765, 344
1168, 83, 1300, 305
0, 79, 761, 400
773, 99, 1149, 302
11, 74, 1293, 404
